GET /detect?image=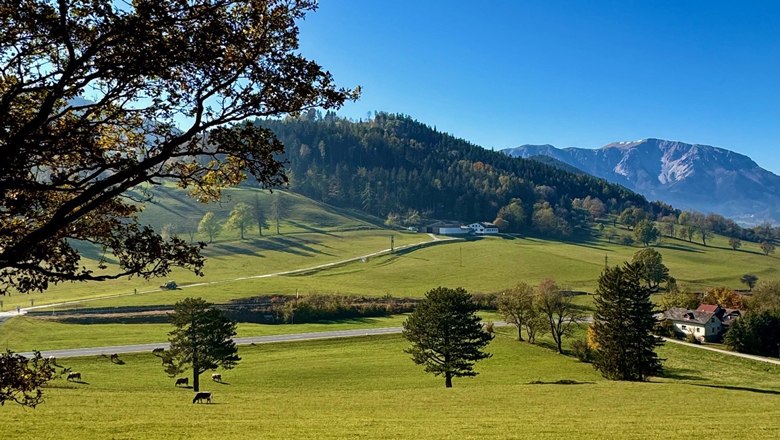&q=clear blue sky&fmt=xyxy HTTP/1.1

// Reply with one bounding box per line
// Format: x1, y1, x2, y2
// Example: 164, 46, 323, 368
297, 1, 780, 174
